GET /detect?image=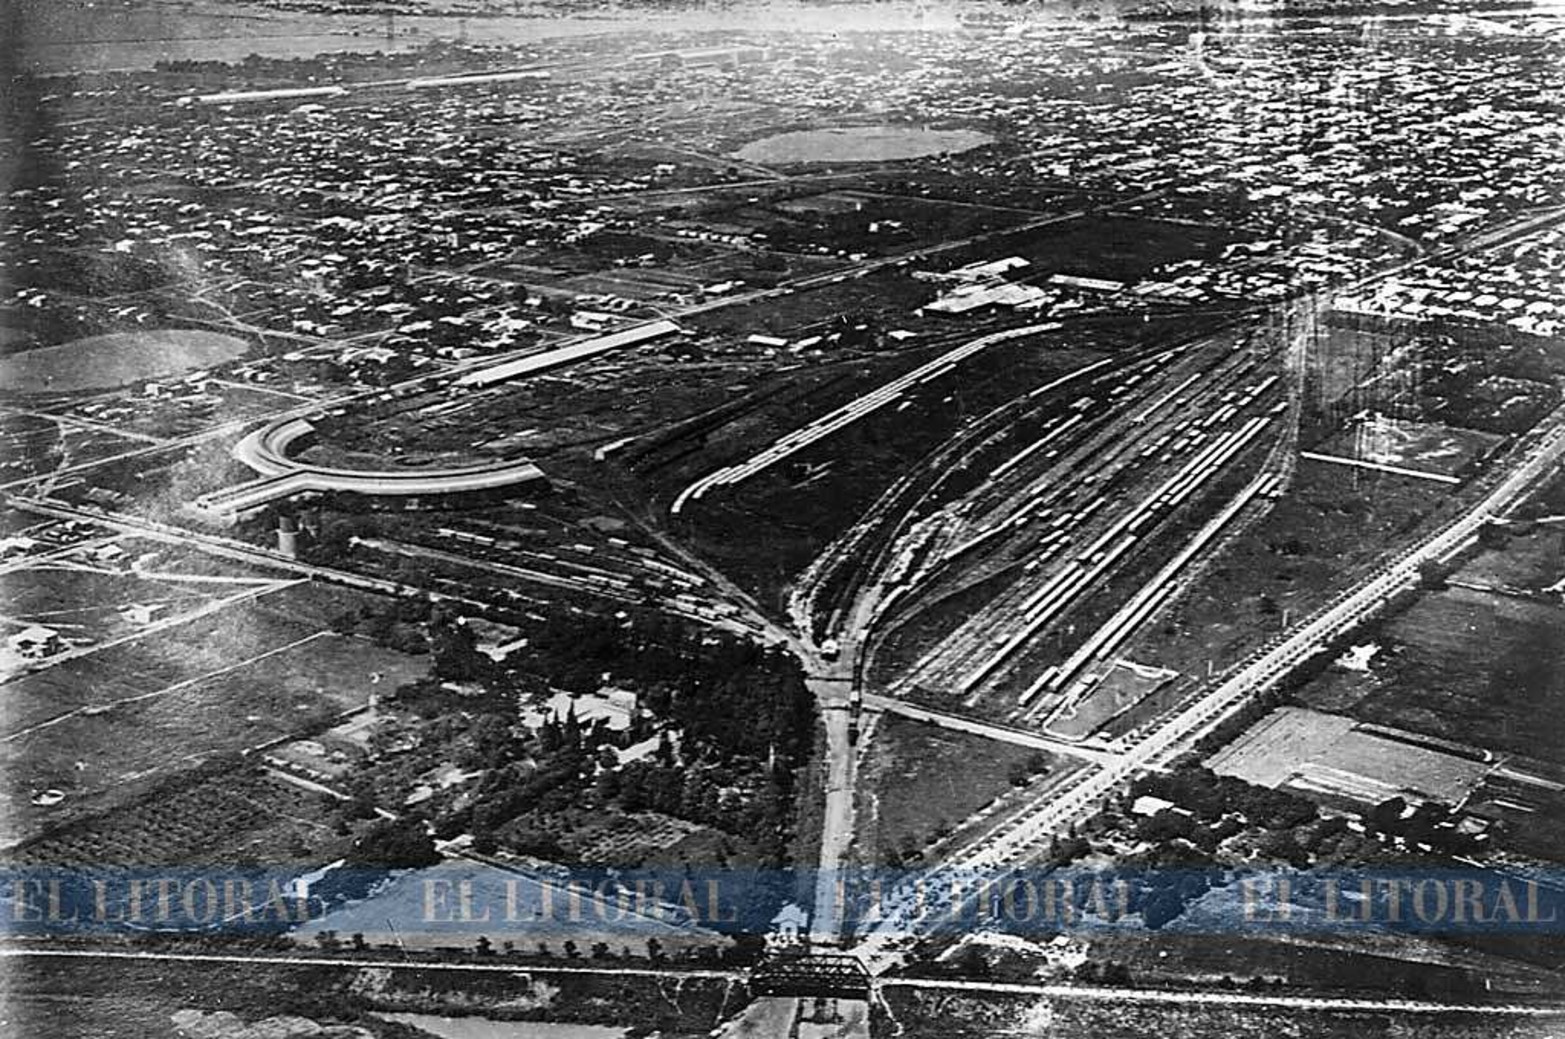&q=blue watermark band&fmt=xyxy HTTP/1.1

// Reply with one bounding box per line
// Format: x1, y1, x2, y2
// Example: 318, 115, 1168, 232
1, 866, 1562, 939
